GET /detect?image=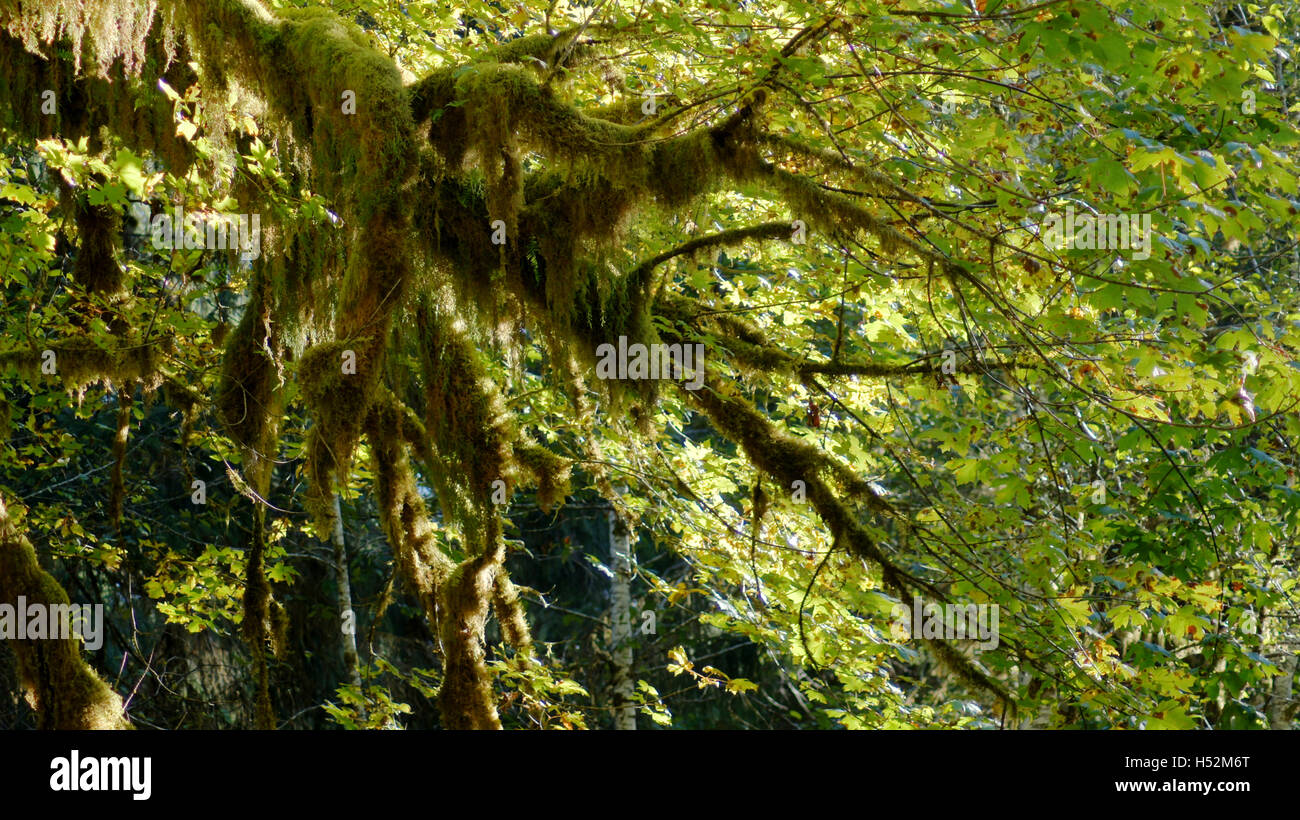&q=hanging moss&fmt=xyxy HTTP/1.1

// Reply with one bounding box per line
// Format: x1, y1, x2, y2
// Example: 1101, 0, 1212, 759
161, 376, 204, 447
215, 277, 282, 465
367, 383, 515, 729
491, 567, 533, 654
0, 336, 166, 395
297, 338, 371, 530
72, 194, 125, 294
3, 0, 1023, 728
363, 392, 454, 631
417, 303, 514, 511
0, 14, 210, 173
0, 0, 155, 77
688, 378, 1016, 715
437, 515, 505, 730
514, 442, 571, 513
